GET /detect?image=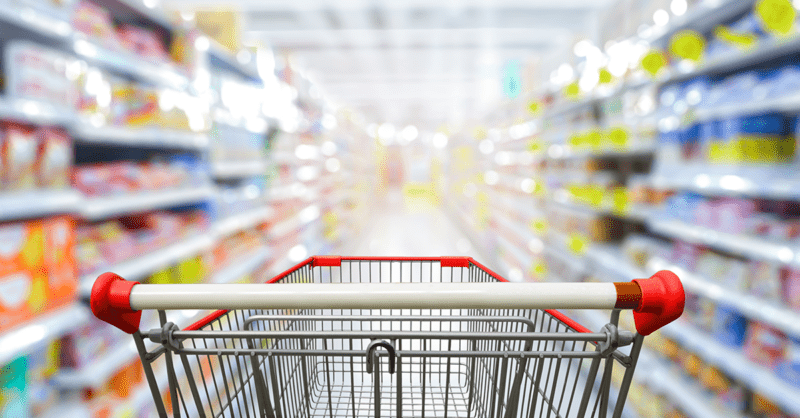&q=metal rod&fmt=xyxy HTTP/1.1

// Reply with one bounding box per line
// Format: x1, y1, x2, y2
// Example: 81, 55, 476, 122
133, 331, 168, 418
128, 282, 621, 310
171, 330, 607, 342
